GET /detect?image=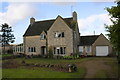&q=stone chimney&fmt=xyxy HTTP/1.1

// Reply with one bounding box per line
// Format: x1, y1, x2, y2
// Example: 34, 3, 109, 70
72, 11, 77, 22
30, 17, 35, 25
